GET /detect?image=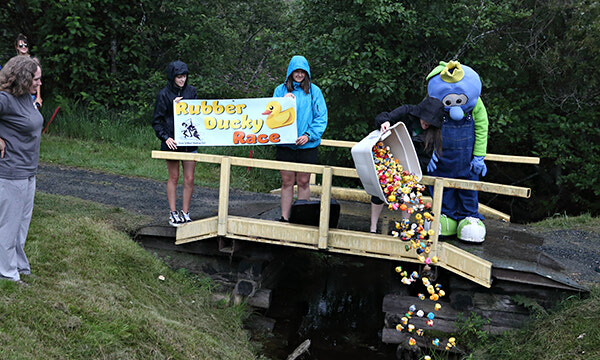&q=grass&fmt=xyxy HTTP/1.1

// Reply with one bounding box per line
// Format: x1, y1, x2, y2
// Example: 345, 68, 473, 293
0, 192, 261, 359
529, 212, 600, 232
465, 286, 600, 360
